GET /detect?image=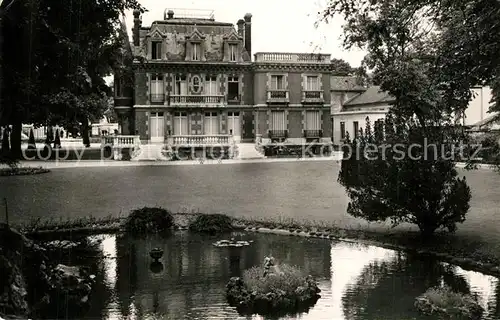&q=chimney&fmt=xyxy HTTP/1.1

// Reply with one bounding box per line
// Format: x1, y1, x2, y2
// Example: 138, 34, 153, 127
133, 9, 141, 46
167, 10, 174, 19
237, 19, 245, 44
243, 13, 252, 57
